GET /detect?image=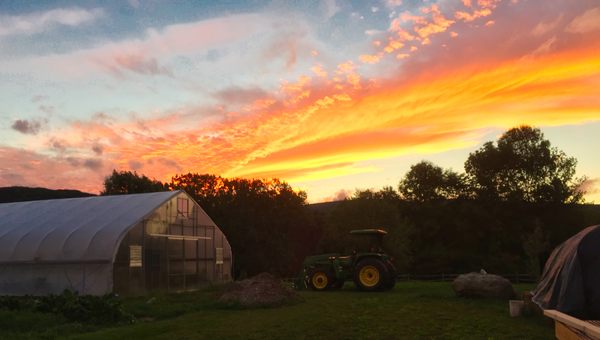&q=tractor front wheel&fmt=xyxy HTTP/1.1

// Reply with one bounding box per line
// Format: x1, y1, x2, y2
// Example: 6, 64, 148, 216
307, 268, 332, 291
353, 259, 387, 291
